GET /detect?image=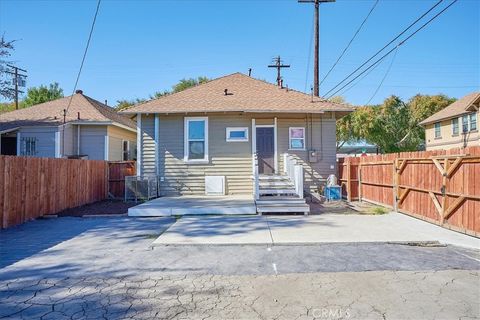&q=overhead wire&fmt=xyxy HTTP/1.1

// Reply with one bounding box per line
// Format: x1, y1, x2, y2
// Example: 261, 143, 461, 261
325, 0, 458, 99
319, 0, 379, 89
323, 0, 445, 98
